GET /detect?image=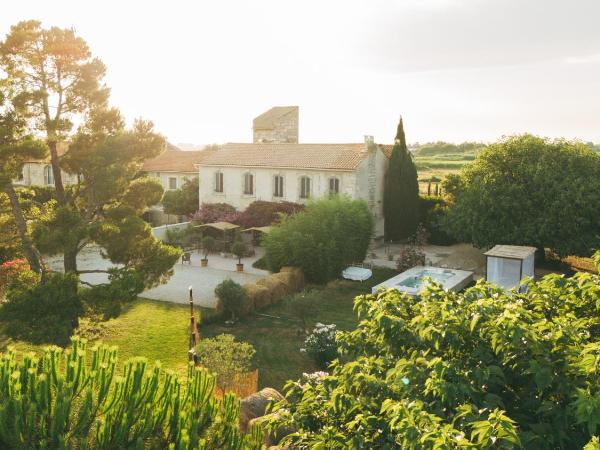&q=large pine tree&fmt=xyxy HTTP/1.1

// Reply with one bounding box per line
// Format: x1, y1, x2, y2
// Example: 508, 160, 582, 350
384, 116, 419, 240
